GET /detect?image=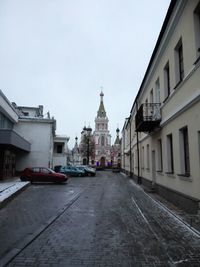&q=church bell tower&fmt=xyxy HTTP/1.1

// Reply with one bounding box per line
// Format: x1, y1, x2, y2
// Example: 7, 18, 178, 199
93, 91, 111, 167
